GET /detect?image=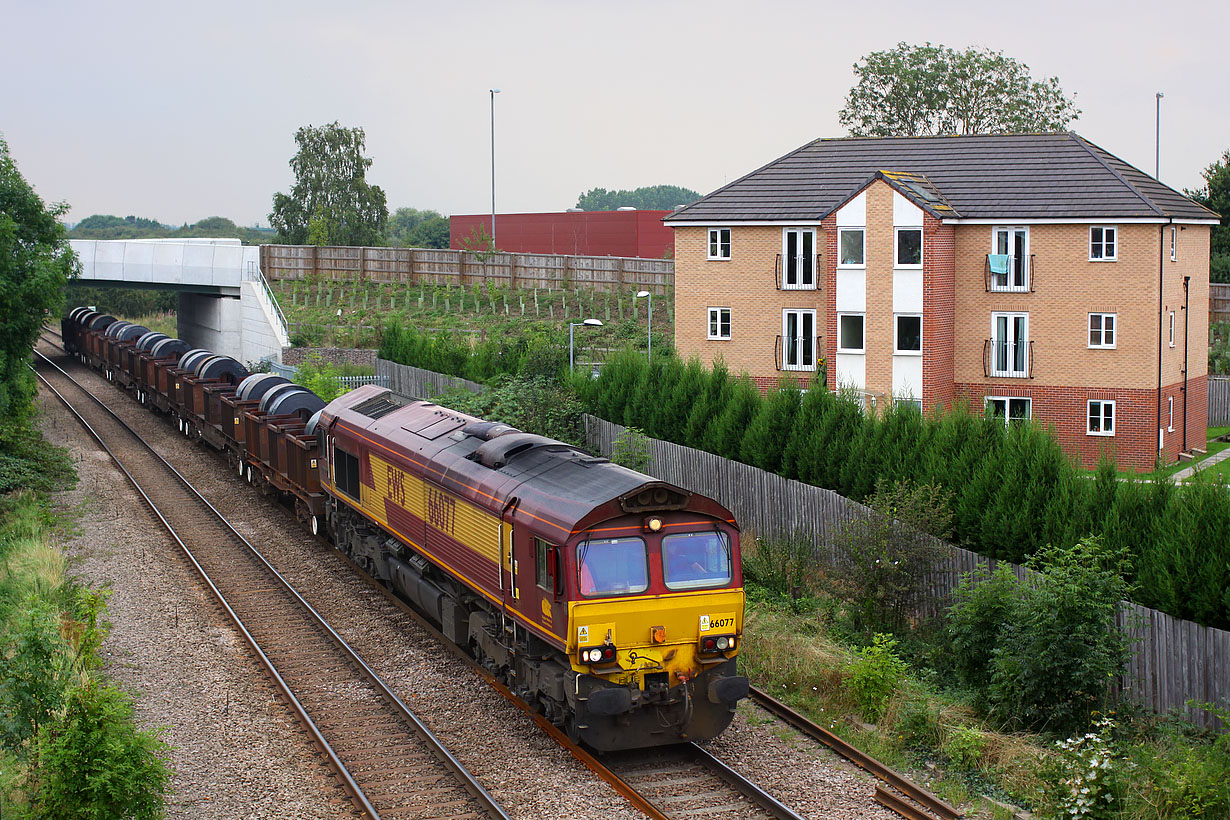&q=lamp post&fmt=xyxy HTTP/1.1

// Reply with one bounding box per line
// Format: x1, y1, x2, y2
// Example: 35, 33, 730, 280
635, 290, 652, 360
1155, 91, 1164, 179
490, 88, 501, 248
569, 318, 603, 374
